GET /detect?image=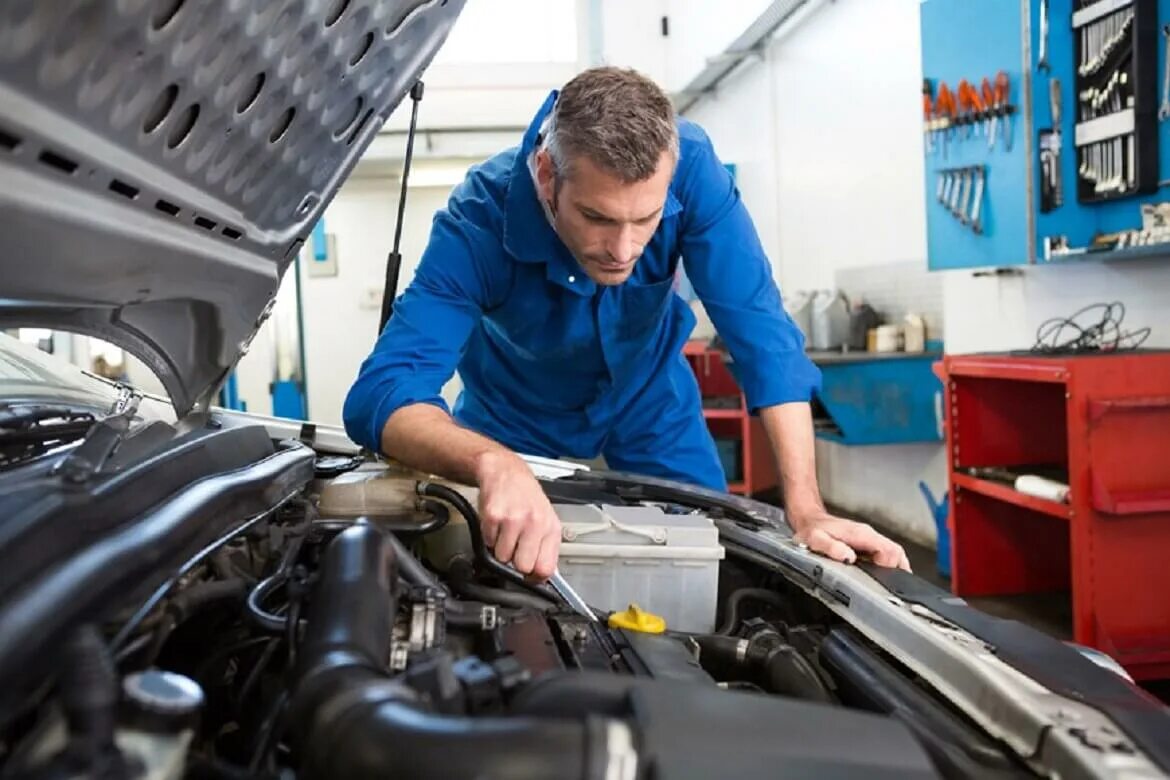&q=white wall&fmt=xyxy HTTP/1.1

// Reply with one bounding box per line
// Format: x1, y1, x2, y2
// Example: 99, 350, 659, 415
686, 0, 928, 293
298, 178, 462, 426
676, 0, 943, 544
944, 262, 1170, 352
